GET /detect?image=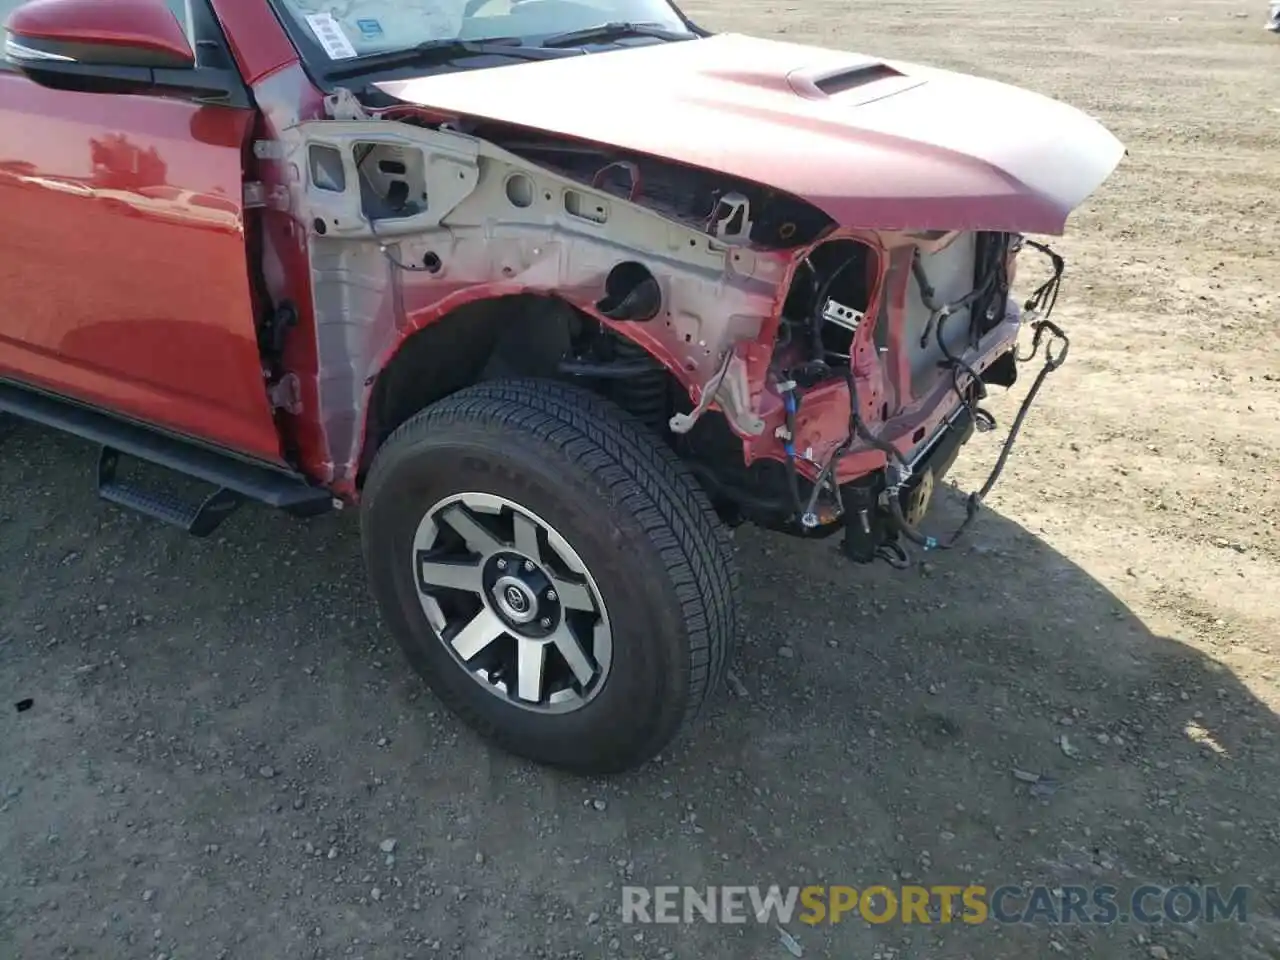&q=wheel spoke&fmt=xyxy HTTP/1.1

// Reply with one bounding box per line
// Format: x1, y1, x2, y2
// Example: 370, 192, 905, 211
415, 492, 614, 712
551, 577, 594, 612
545, 528, 587, 575
450, 608, 506, 660
512, 512, 541, 562
417, 555, 484, 594
439, 505, 503, 555
516, 639, 546, 702
551, 624, 595, 687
